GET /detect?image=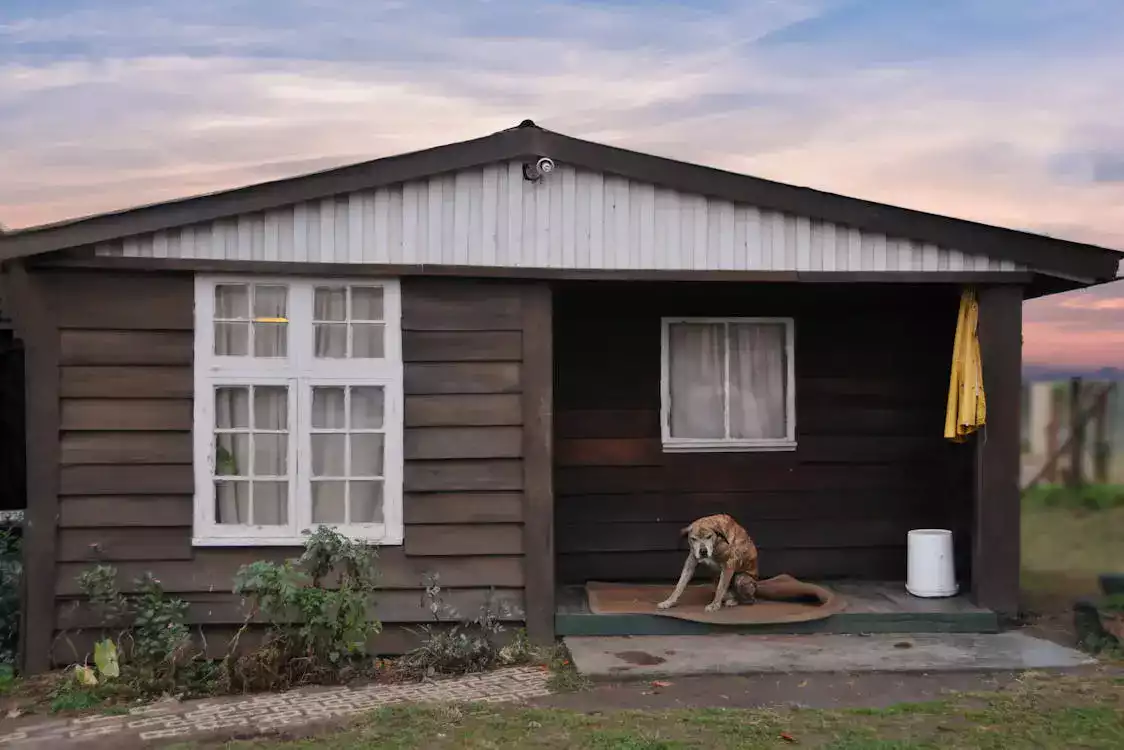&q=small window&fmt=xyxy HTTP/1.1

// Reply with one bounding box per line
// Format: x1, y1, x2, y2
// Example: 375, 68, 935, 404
660, 317, 796, 452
